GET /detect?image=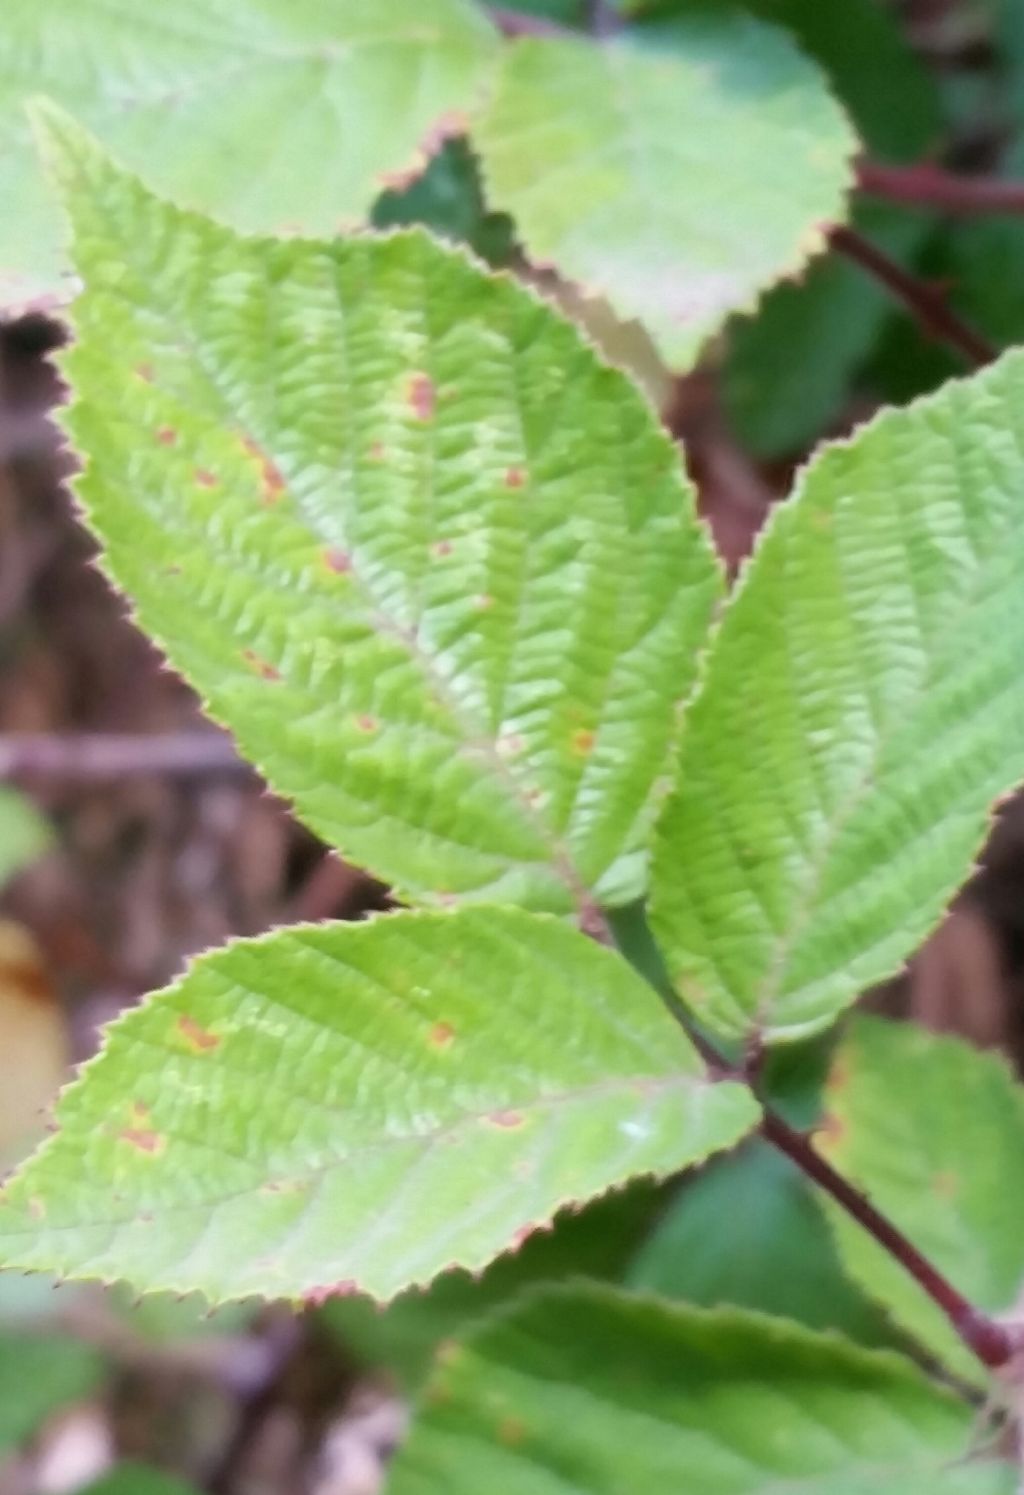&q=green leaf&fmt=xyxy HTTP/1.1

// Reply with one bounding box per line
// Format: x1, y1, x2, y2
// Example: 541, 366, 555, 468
323, 1177, 663, 1390
81, 1467, 200, 1495
389, 1284, 1013, 1494
817, 1016, 1024, 1379
0, 787, 51, 886
716, 0, 942, 458
472, 16, 856, 369
651, 349, 1024, 1043
0, 0, 499, 313
724, 203, 928, 460
38, 107, 722, 912
0, 908, 757, 1304
0, 1332, 104, 1452
627, 1138, 894, 1346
